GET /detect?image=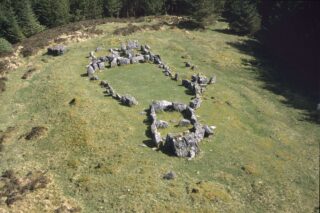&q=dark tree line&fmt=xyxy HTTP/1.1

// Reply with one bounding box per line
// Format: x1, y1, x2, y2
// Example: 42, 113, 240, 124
0, 0, 319, 97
